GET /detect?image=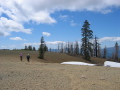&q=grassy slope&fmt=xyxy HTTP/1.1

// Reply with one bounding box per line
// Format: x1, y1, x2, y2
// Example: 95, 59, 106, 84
0, 50, 106, 64
44, 52, 106, 64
